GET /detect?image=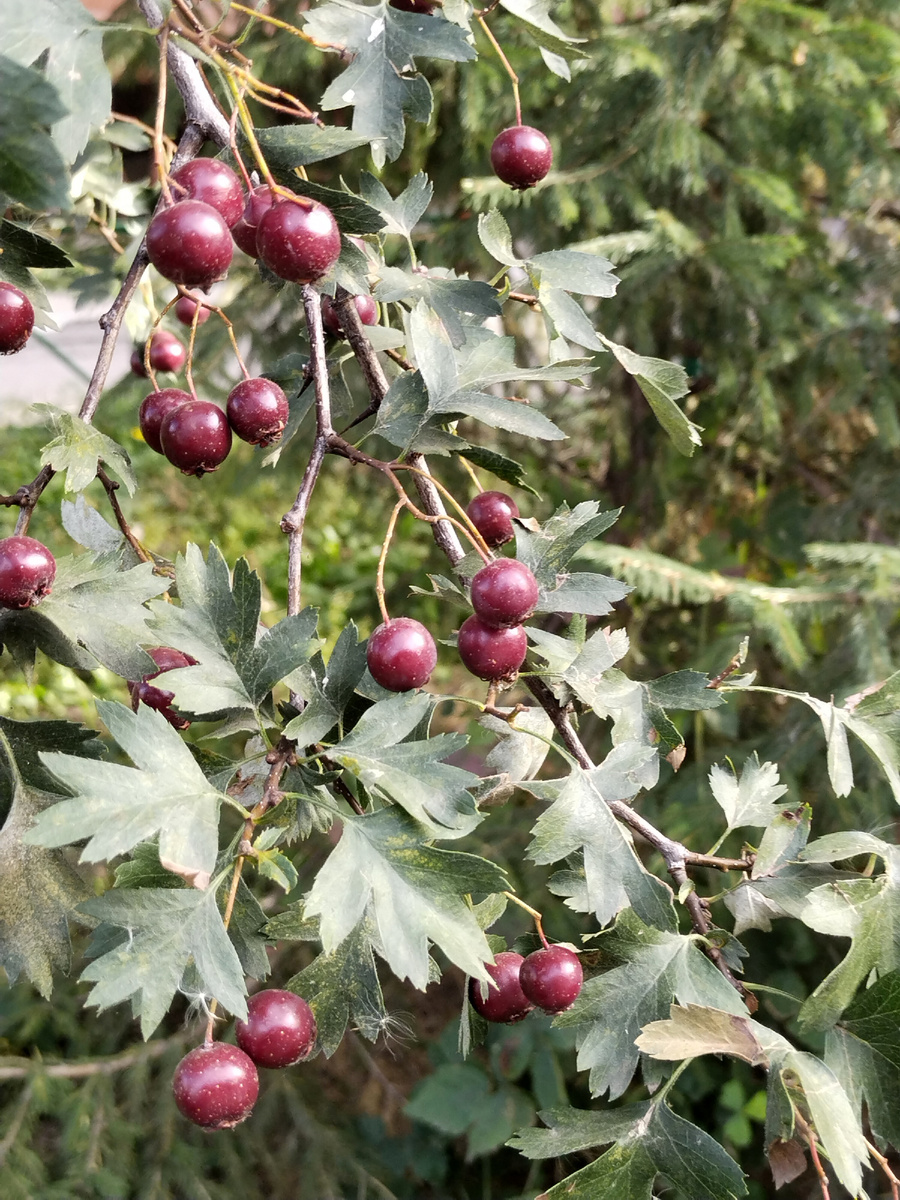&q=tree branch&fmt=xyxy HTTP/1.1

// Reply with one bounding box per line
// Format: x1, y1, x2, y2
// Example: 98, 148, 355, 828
0, 1038, 183, 1081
